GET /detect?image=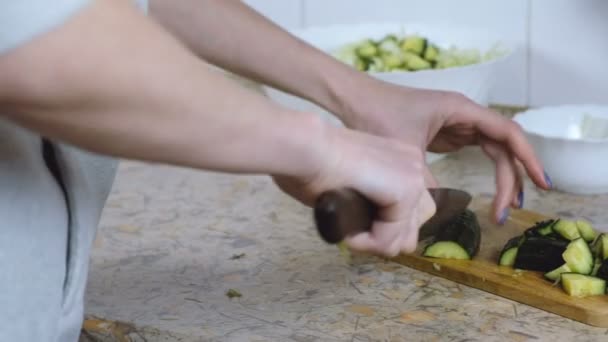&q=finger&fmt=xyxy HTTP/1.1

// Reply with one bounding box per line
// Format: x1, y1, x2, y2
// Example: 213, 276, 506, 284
400, 189, 436, 253
460, 100, 550, 190
511, 159, 525, 209
345, 226, 402, 257
423, 165, 439, 188
481, 140, 517, 224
